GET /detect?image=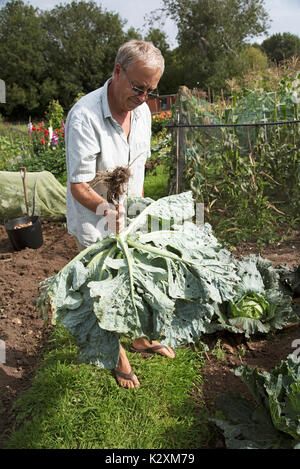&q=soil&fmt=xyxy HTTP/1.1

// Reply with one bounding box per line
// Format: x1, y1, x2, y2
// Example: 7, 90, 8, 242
0, 221, 299, 448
